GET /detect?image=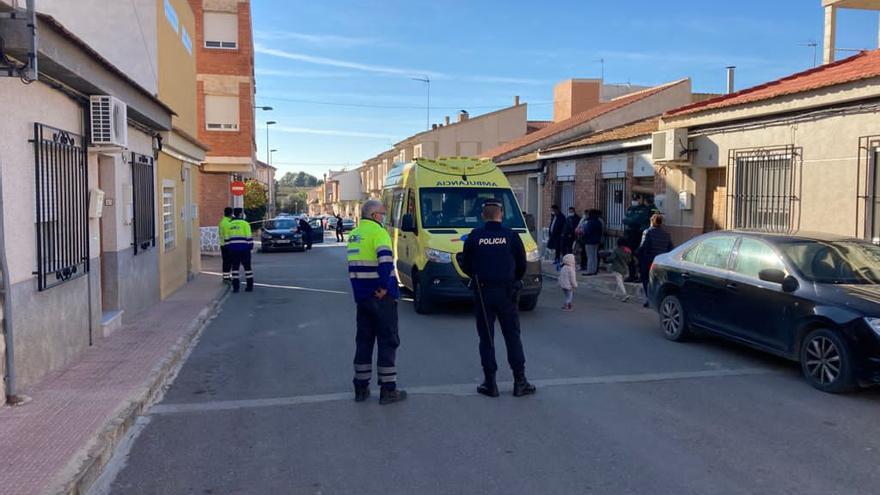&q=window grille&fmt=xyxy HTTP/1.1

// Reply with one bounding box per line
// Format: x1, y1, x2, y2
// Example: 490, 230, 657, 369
32, 123, 89, 291
163, 187, 176, 250
727, 146, 801, 233
131, 152, 156, 254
